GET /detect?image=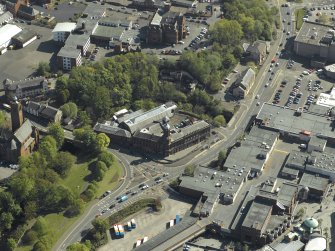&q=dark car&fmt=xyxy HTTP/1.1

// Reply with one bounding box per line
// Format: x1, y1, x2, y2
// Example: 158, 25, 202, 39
109, 204, 115, 209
